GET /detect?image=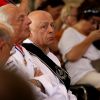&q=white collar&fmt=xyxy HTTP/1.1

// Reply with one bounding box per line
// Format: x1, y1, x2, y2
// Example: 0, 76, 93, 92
23, 39, 33, 44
